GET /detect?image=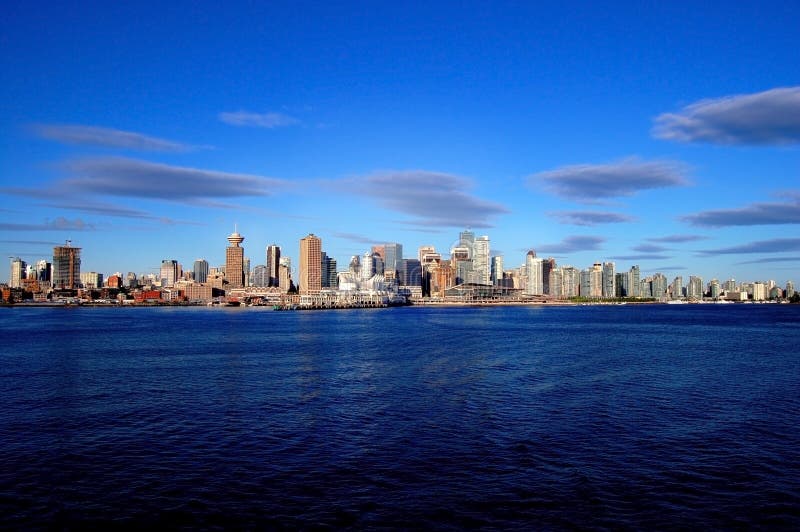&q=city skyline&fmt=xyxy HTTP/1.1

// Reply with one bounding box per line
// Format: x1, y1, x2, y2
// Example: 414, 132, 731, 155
2, 4, 799, 283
